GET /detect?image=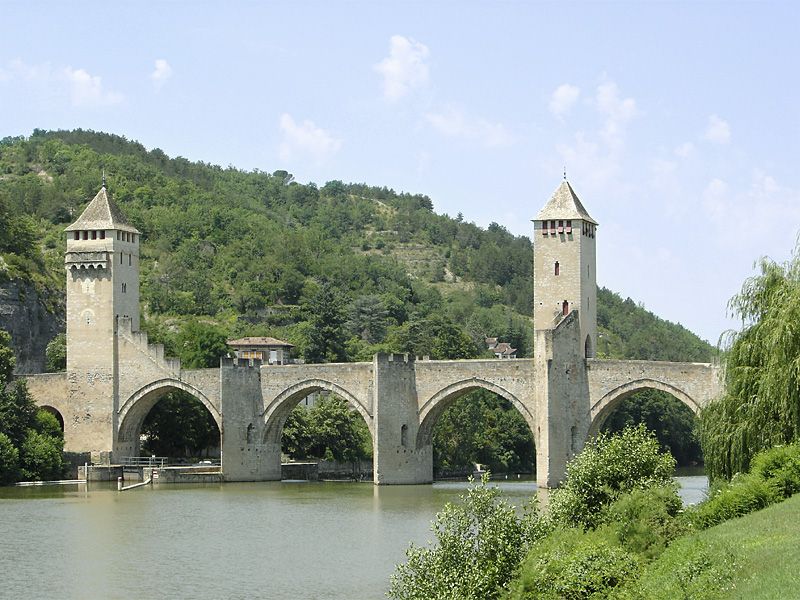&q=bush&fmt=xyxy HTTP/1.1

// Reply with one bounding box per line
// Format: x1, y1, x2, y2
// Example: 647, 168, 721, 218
549, 425, 676, 529
388, 475, 545, 600
0, 432, 19, 485
19, 429, 63, 481
749, 443, 800, 499
611, 538, 737, 600
507, 527, 639, 600
689, 473, 779, 529
601, 486, 686, 560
